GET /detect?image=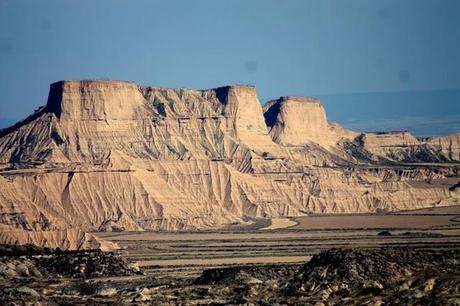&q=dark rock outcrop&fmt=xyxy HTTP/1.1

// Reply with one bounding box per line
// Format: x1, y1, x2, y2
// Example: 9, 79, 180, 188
0, 244, 141, 280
